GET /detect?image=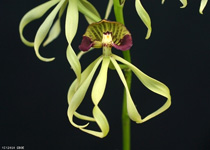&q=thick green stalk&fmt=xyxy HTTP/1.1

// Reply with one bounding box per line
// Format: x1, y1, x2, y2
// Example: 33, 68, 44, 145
113, 1, 132, 150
